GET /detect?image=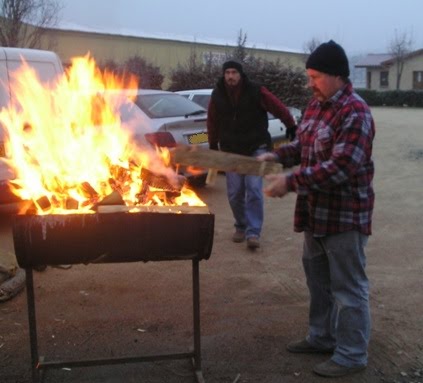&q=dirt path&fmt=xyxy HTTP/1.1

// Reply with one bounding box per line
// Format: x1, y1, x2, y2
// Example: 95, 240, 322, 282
0, 107, 422, 382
